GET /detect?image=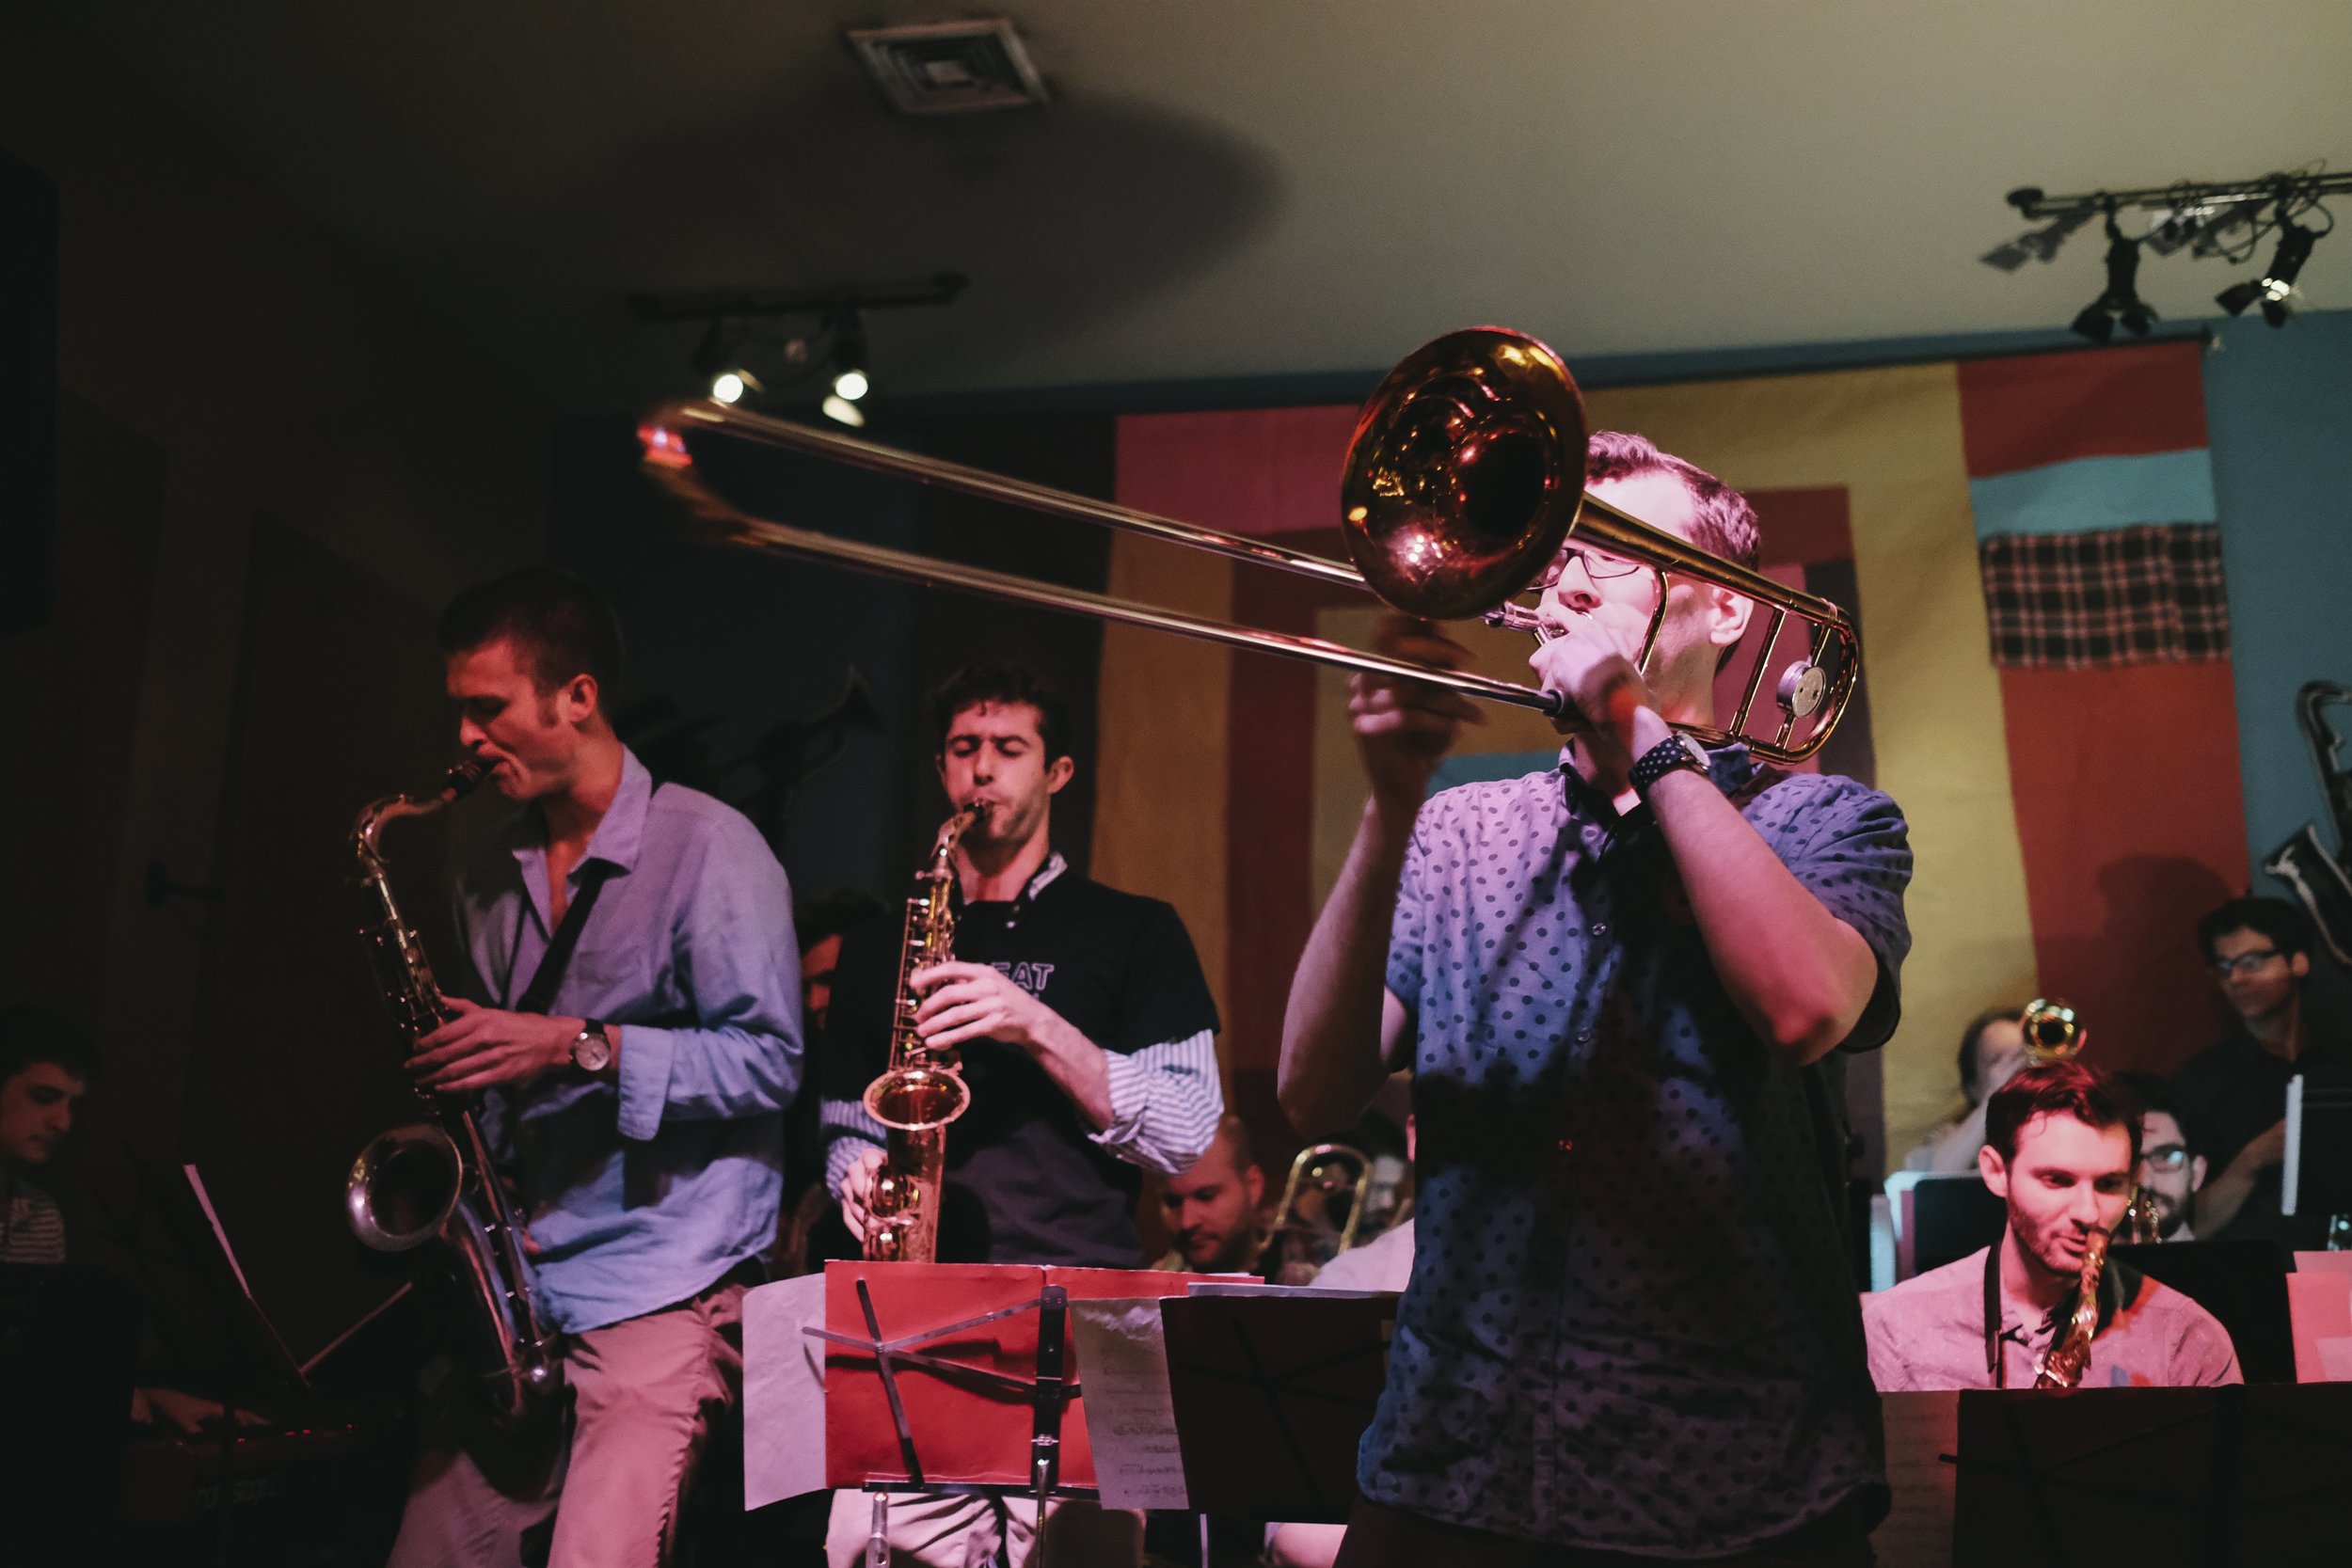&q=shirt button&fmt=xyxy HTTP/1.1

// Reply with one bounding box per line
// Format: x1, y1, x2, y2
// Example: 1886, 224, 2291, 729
1589, 921, 1608, 937
1577, 1028, 1596, 1046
